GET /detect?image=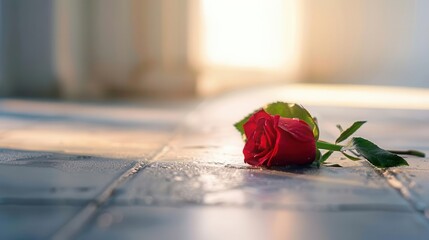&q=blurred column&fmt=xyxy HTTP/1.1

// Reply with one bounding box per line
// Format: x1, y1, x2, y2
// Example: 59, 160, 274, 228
55, 0, 198, 98
0, 0, 57, 97
56, 0, 139, 99
55, 0, 93, 99
0, 0, 19, 97
89, 0, 141, 97
0, 0, 5, 96
132, 0, 198, 97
